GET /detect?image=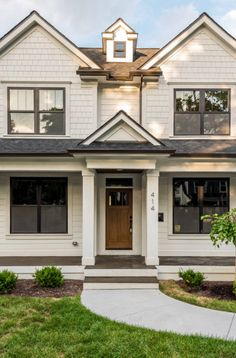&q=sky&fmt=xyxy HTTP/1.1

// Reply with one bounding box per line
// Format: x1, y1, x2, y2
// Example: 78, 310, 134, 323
1, 0, 236, 48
